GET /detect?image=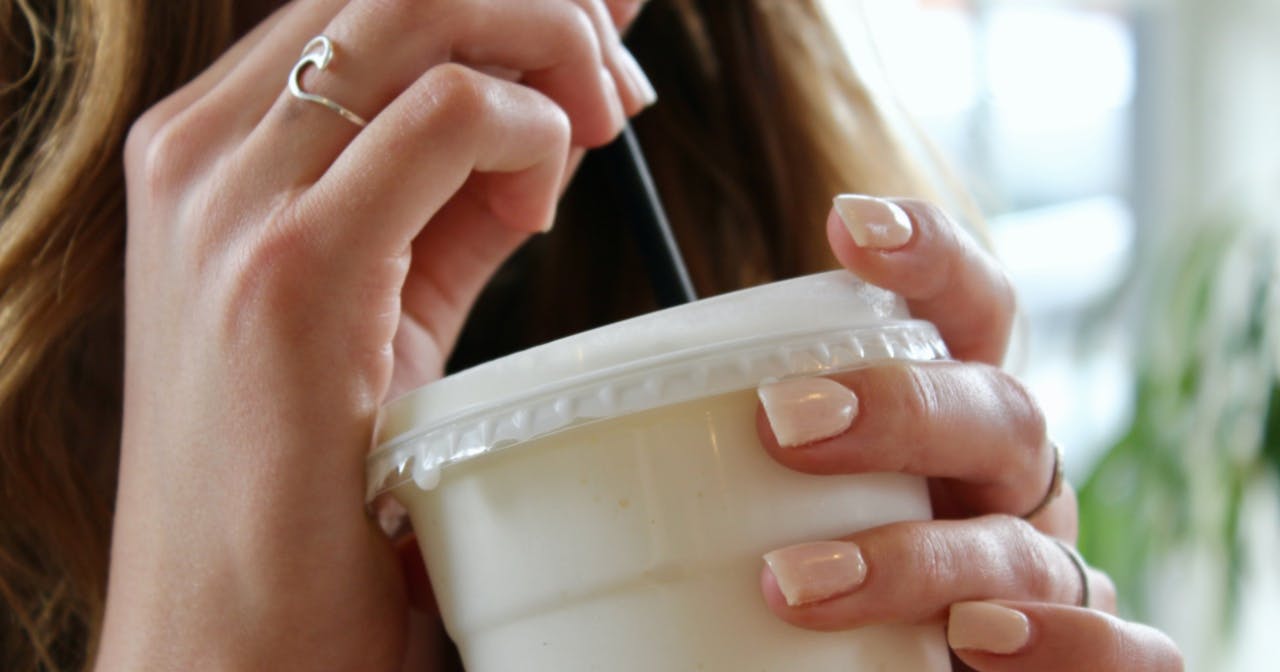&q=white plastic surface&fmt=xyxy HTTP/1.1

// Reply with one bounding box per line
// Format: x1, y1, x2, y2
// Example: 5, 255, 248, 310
399, 388, 950, 671
366, 271, 948, 499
